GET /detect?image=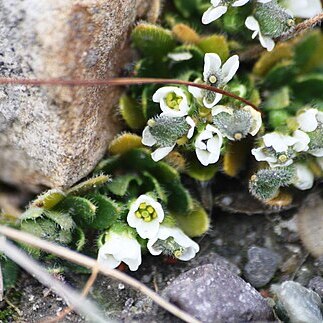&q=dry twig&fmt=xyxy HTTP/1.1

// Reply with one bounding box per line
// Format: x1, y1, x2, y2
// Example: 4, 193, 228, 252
0, 225, 201, 323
